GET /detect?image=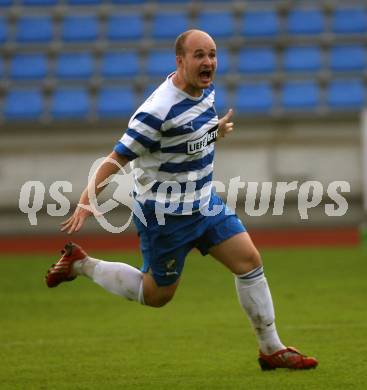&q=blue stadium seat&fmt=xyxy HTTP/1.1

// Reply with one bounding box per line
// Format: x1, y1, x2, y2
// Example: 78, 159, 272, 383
152, 11, 188, 40
197, 11, 235, 38
61, 15, 98, 42
10, 54, 47, 80
146, 50, 176, 77
332, 7, 367, 34
16, 16, 53, 43
143, 83, 158, 100
107, 14, 143, 41
67, 0, 101, 5
330, 45, 366, 72
4, 89, 43, 120
0, 58, 4, 78
97, 87, 135, 118
0, 17, 7, 43
238, 47, 276, 74
56, 53, 93, 79
326, 79, 365, 110
0, 0, 12, 6
284, 46, 322, 73
234, 82, 273, 113
216, 49, 230, 75
22, 0, 57, 5
214, 85, 229, 116
286, 9, 324, 35
156, 0, 189, 2
241, 10, 279, 37
282, 81, 319, 110
101, 51, 139, 78
51, 88, 90, 119
111, 0, 144, 3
